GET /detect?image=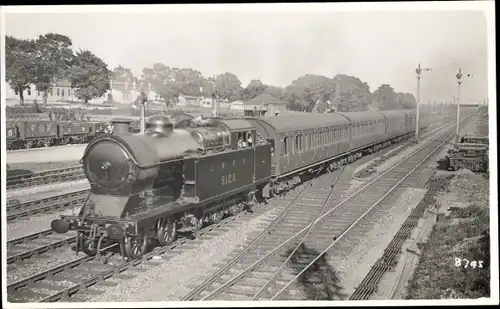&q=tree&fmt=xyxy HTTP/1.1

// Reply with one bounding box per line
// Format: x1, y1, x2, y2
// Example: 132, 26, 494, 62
263, 85, 286, 101
67, 50, 112, 103
176, 68, 206, 97
140, 64, 207, 104
213, 72, 243, 102
241, 79, 267, 101
395, 92, 416, 109
113, 65, 136, 83
32, 33, 75, 104
141, 63, 178, 103
331, 74, 371, 112
372, 84, 398, 110
5, 36, 37, 105
284, 74, 336, 112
